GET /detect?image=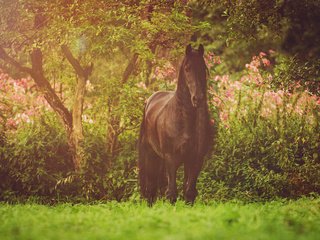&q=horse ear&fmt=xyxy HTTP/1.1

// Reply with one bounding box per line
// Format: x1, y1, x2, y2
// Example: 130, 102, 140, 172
186, 44, 192, 55
198, 44, 204, 56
